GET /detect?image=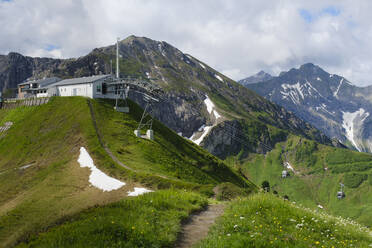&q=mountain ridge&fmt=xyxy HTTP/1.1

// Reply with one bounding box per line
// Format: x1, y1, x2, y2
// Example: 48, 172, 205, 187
0, 36, 333, 158
244, 63, 372, 153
